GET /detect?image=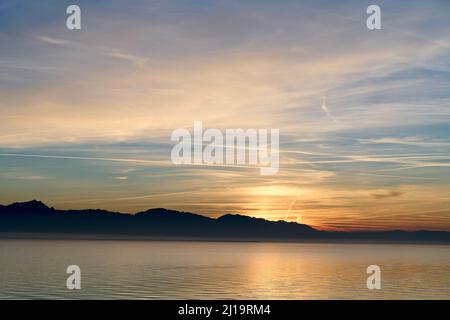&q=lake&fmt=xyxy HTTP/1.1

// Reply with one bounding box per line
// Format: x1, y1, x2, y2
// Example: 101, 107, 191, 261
0, 240, 448, 299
